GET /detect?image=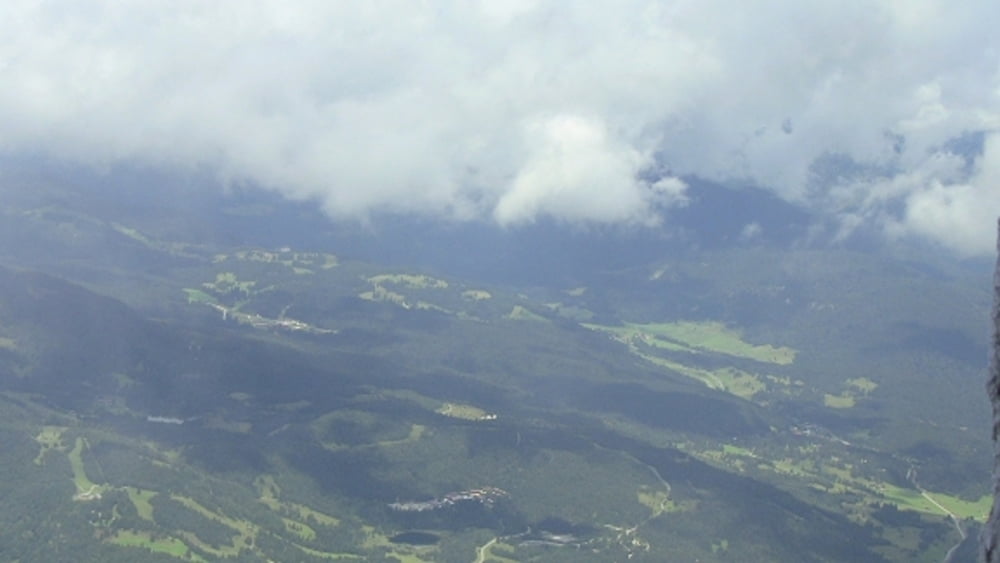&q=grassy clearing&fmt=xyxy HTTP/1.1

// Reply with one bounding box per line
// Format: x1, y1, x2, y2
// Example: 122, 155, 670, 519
824, 393, 856, 409
361, 527, 435, 563
205, 272, 257, 296
709, 540, 731, 556
360, 525, 395, 549
377, 424, 427, 447
436, 403, 497, 421
33, 426, 67, 465
127, 487, 157, 521
109, 530, 201, 560
722, 444, 755, 456
643, 356, 724, 390
359, 287, 409, 307
771, 457, 819, 479
369, 274, 447, 289
633, 352, 770, 400
634, 321, 796, 364
320, 254, 339, 269
256, 475, 341, 527
359, 289, 452, 314
933, 493, 992, 520
506, 305, 547, 322
216, 249, 339, 270
388, 554, 436, 563
171, 495, 246, 533
283, 517, 317, 541
824, 377, 878, 409
636, 486, 687, 517
183, 288, 218, 305
313, 410, 423, 449
111, 223, 197, 257
585, 323, 690, 353
293, 543, 365, 560
170, 495, 251, 558
690, 438, 990, 525
688, 442, 815, 481
847, 377, 878, 393
476, 539, 519, 563
288, 504, 338, 526
584, 321, 796, 396
908, 489, 992, 521
698, 448, 748, 472
712, 368, 767, 399
880, 484, 949, 516
68, 437, 98, 493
